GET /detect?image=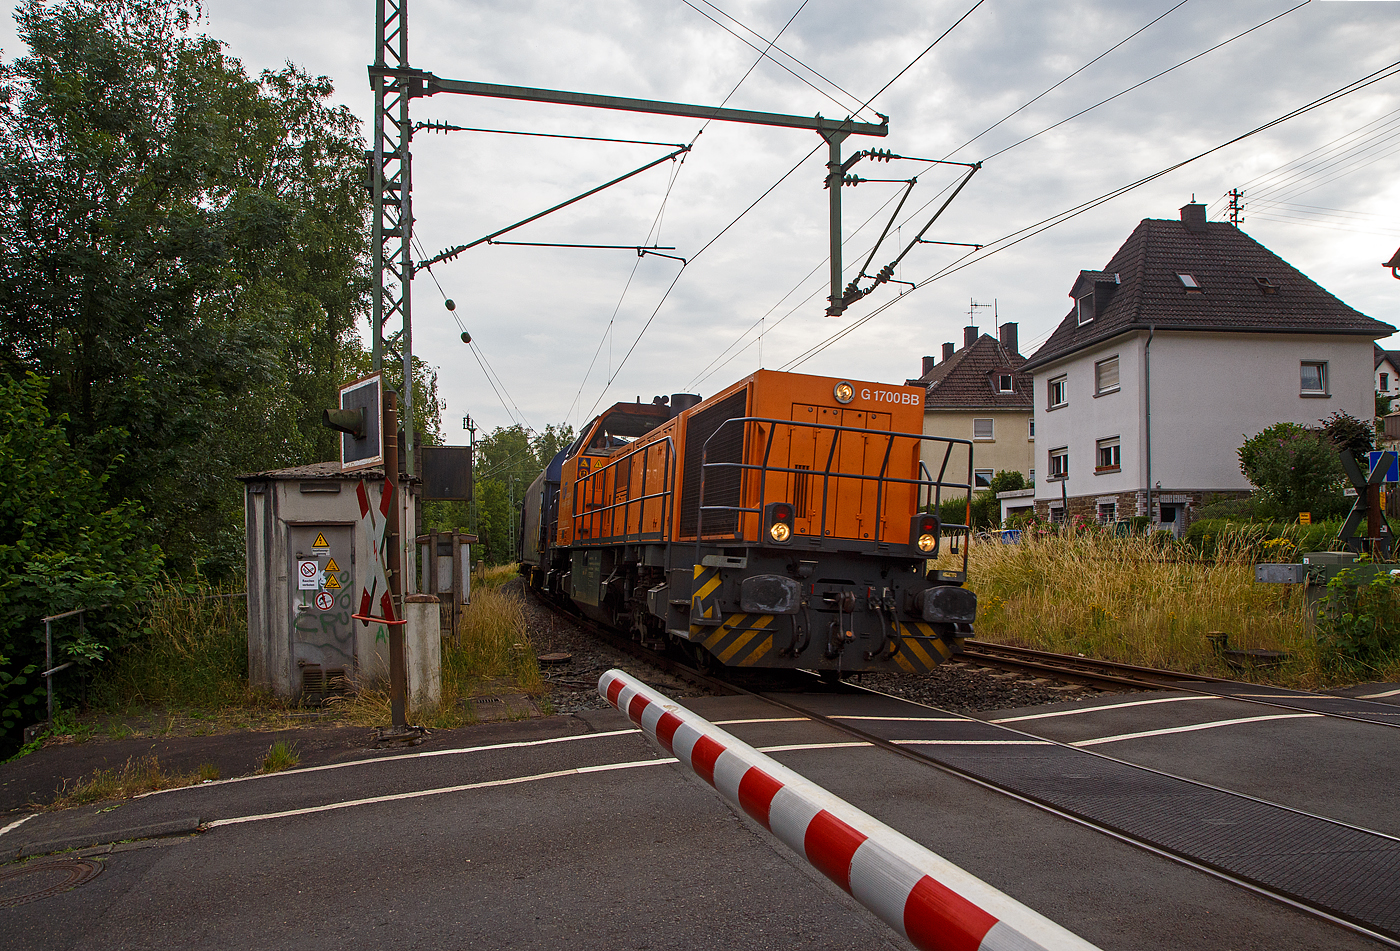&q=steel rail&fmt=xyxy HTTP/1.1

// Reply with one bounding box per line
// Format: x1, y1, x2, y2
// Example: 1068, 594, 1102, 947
963, 640, 1400, 731
751, 680, 1400, 950
526, 581, 1400, 945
